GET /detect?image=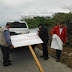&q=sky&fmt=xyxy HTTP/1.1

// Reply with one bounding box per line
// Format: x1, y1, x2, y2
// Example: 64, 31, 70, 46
0, 0, 72, 26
